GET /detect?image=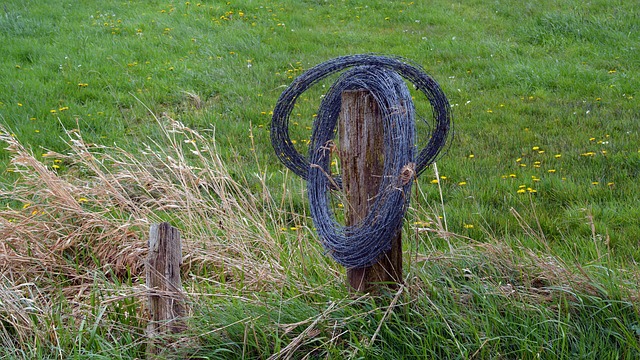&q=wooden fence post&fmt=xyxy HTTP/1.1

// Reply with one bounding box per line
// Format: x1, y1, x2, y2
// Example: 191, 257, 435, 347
339, 89, 403, 293
146, 222, 187, 357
